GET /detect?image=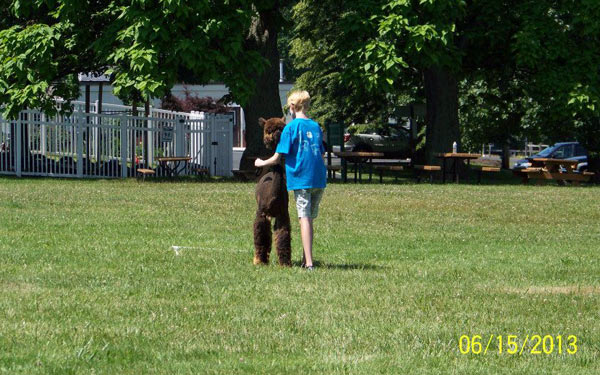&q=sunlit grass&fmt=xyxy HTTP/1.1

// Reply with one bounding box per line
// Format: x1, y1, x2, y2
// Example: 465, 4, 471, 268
1, 177, 599, 374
